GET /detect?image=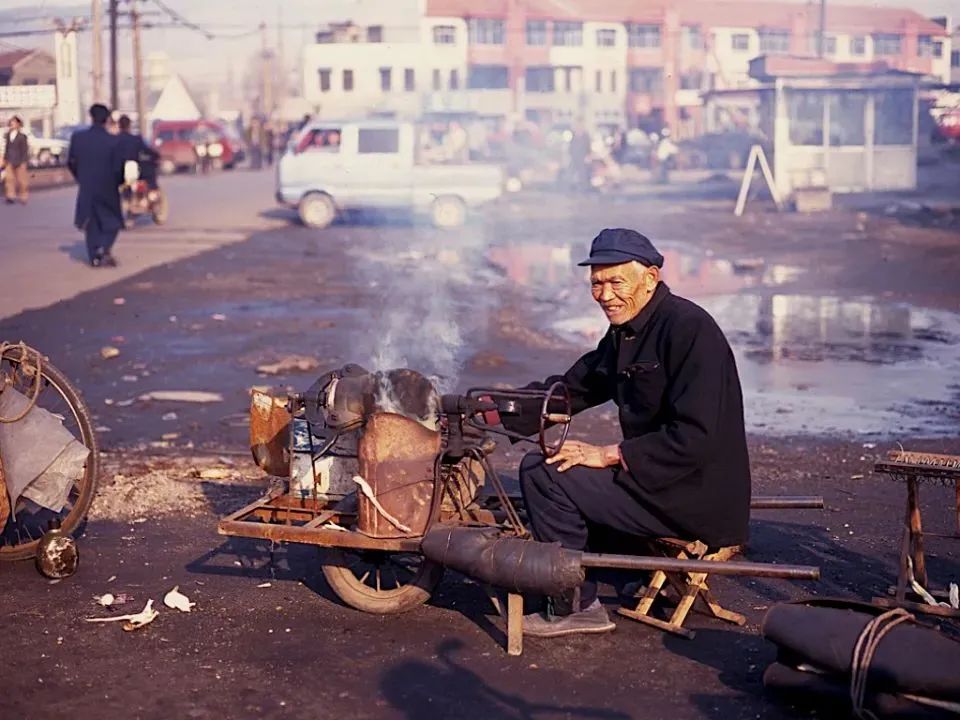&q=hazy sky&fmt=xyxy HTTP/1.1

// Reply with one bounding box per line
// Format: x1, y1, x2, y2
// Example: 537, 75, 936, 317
1, 0, 957, 98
